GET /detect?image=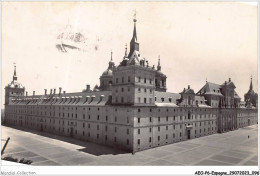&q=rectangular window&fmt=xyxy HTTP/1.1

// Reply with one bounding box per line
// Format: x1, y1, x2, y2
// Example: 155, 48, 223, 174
127, 139, 129, 145
128, 76, 130, 82
149, 137, 152, 143
166, 126, 168, 130
138, 118, 140, 123
149, 117, 152, 122
158, 127, 160, 132
144, 98, 147, 103
138, 97, 141, 103
97, 125, 99, 130
158, 136, 160, 141
122, 77, 124, 83
158, 117, 160, 122
138, 129, 140, 134
115, 116, 117, 122
166, 116, 168, 121
105, 125, 108, 131
149, 128, 152, 133
137, 139, 140, 145
166, 134, 168, 139
106, 116, 108, 121
115, 127, 117, 132
150, 79, 152, 84
138, 77, 141, 82
144, 78, 146, 83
